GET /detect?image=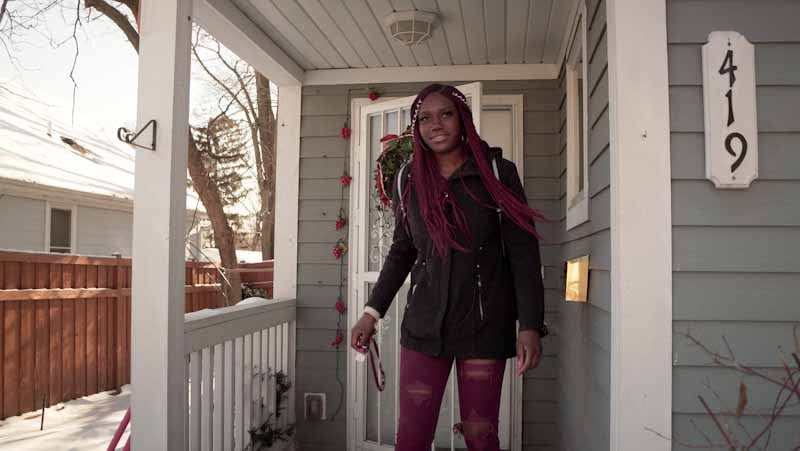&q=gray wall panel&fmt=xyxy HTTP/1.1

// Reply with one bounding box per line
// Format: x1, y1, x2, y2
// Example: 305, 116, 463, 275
673, 226, 800, 272
669, 43, 800, 86
76, 206, 133, 256
673, 272, 800, 321
672, 180, 800, 226
299, 200, 349, 221
588, 108, 610, 163
299, 157, 348, 179
557, 0, 611, 448
672, 415, 799, 451
0, 195, 45, 252
671, 132, 800, 180
670, 86, 800, 133
673, 366, 800, 415
667, 0, 800, 43
672, 321, 799, 367
669, 7, 800, 440
669, 6, 800, 430
300, 137, 347, 158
